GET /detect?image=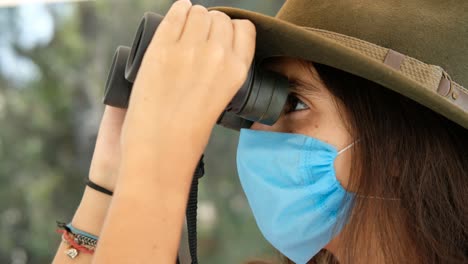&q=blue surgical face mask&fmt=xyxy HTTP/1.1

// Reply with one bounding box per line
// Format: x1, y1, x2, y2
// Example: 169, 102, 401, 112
236, 128, 356, 264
